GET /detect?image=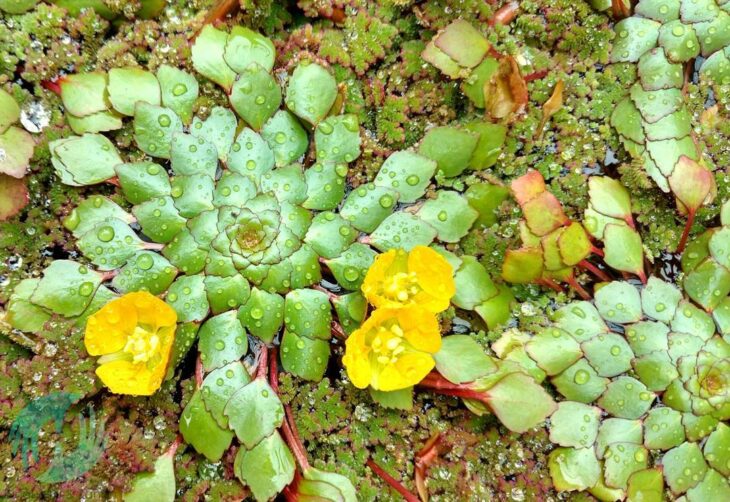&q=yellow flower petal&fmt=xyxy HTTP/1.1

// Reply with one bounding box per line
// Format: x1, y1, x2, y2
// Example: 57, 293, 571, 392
343, 328, 371, 388
96, 360, 159, 396
84, 297, 137, 355
376, 352, 435, 391
361, 249, 397, 308
397, 307, 441, 354
409, 246, 455, 313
